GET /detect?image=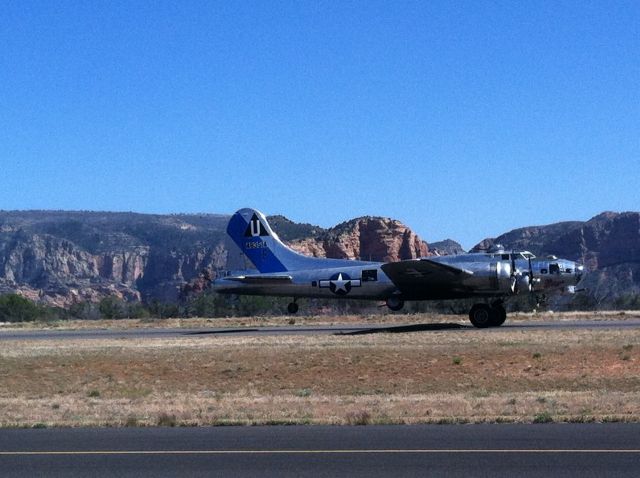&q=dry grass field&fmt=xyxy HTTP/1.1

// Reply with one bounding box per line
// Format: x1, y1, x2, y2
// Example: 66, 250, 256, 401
2, 309, 638, 330
0, 312, 639, 427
